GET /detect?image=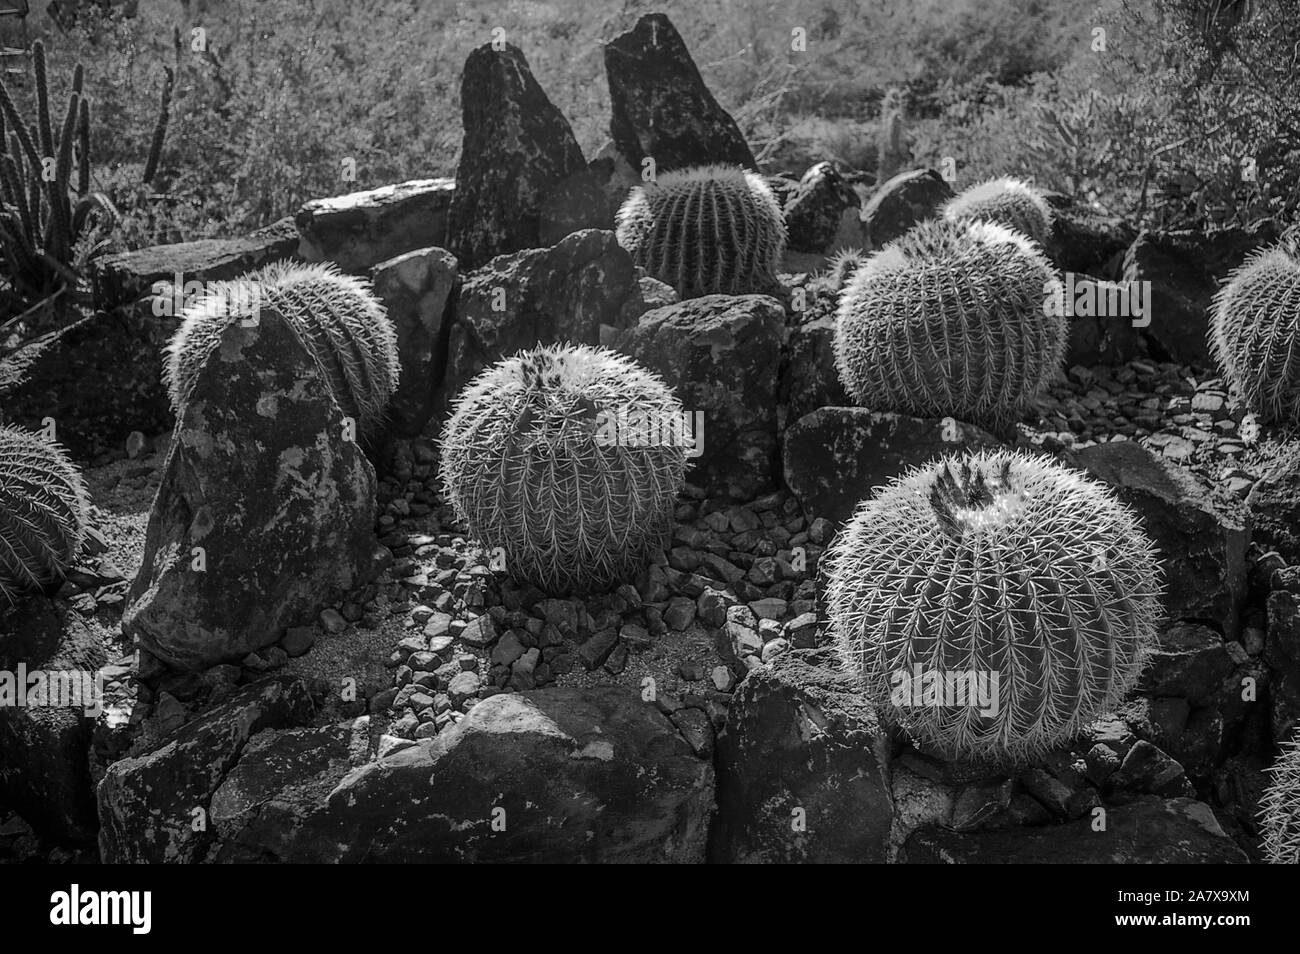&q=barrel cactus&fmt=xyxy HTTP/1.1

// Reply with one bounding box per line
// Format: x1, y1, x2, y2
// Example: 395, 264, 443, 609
834, 218, 1064, 424
163, 261, 400, 436
1261, 730, 1300, 863
1209, 244, 1300, 424
820, 246, 869, 292
615, 163, 786, 299
825, 449, 1162, 764
439, 343, 688, 595
942, 176, 1054, 245
0, 424, 90, 605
